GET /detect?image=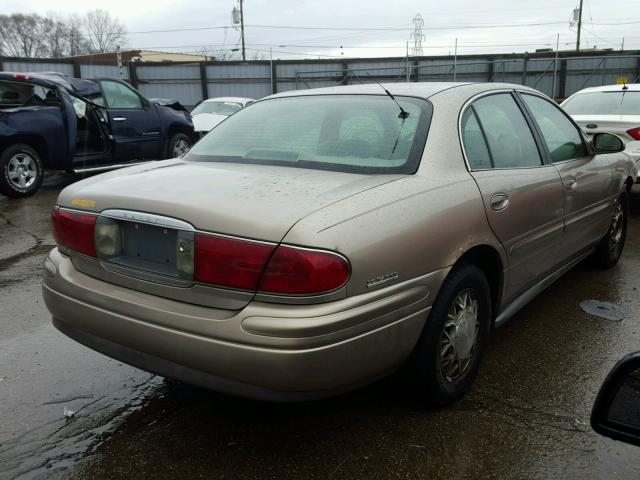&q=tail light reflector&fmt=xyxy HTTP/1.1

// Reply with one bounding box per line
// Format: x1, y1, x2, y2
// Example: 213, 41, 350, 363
627, 127, 640, 140
258, 245, 350, 295
194, 233, 275, 290
51, 207, 97, 257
